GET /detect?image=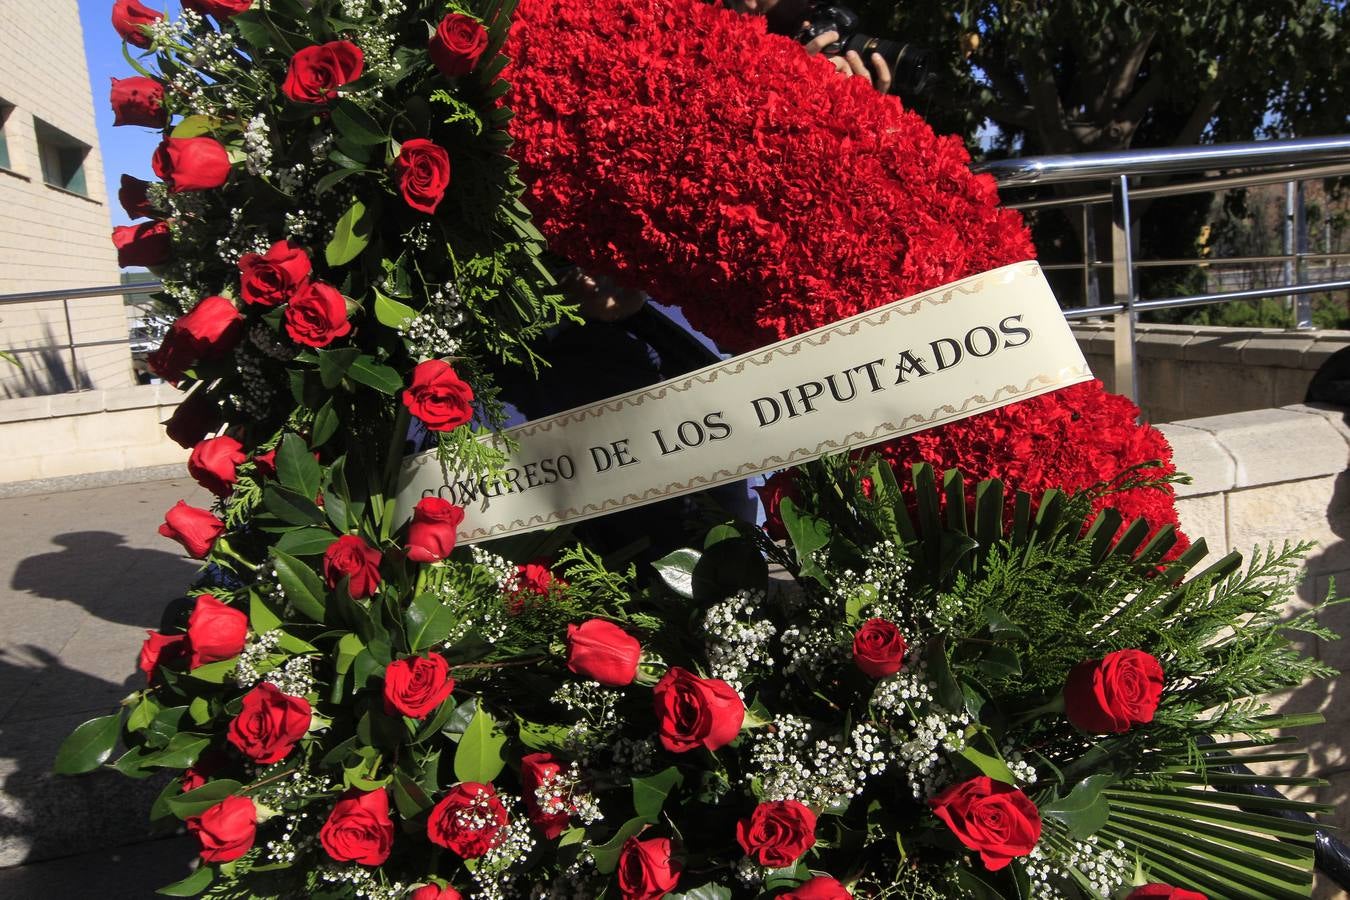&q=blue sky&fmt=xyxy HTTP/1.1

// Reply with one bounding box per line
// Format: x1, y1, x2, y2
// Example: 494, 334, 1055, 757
80, 0, 181, 229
